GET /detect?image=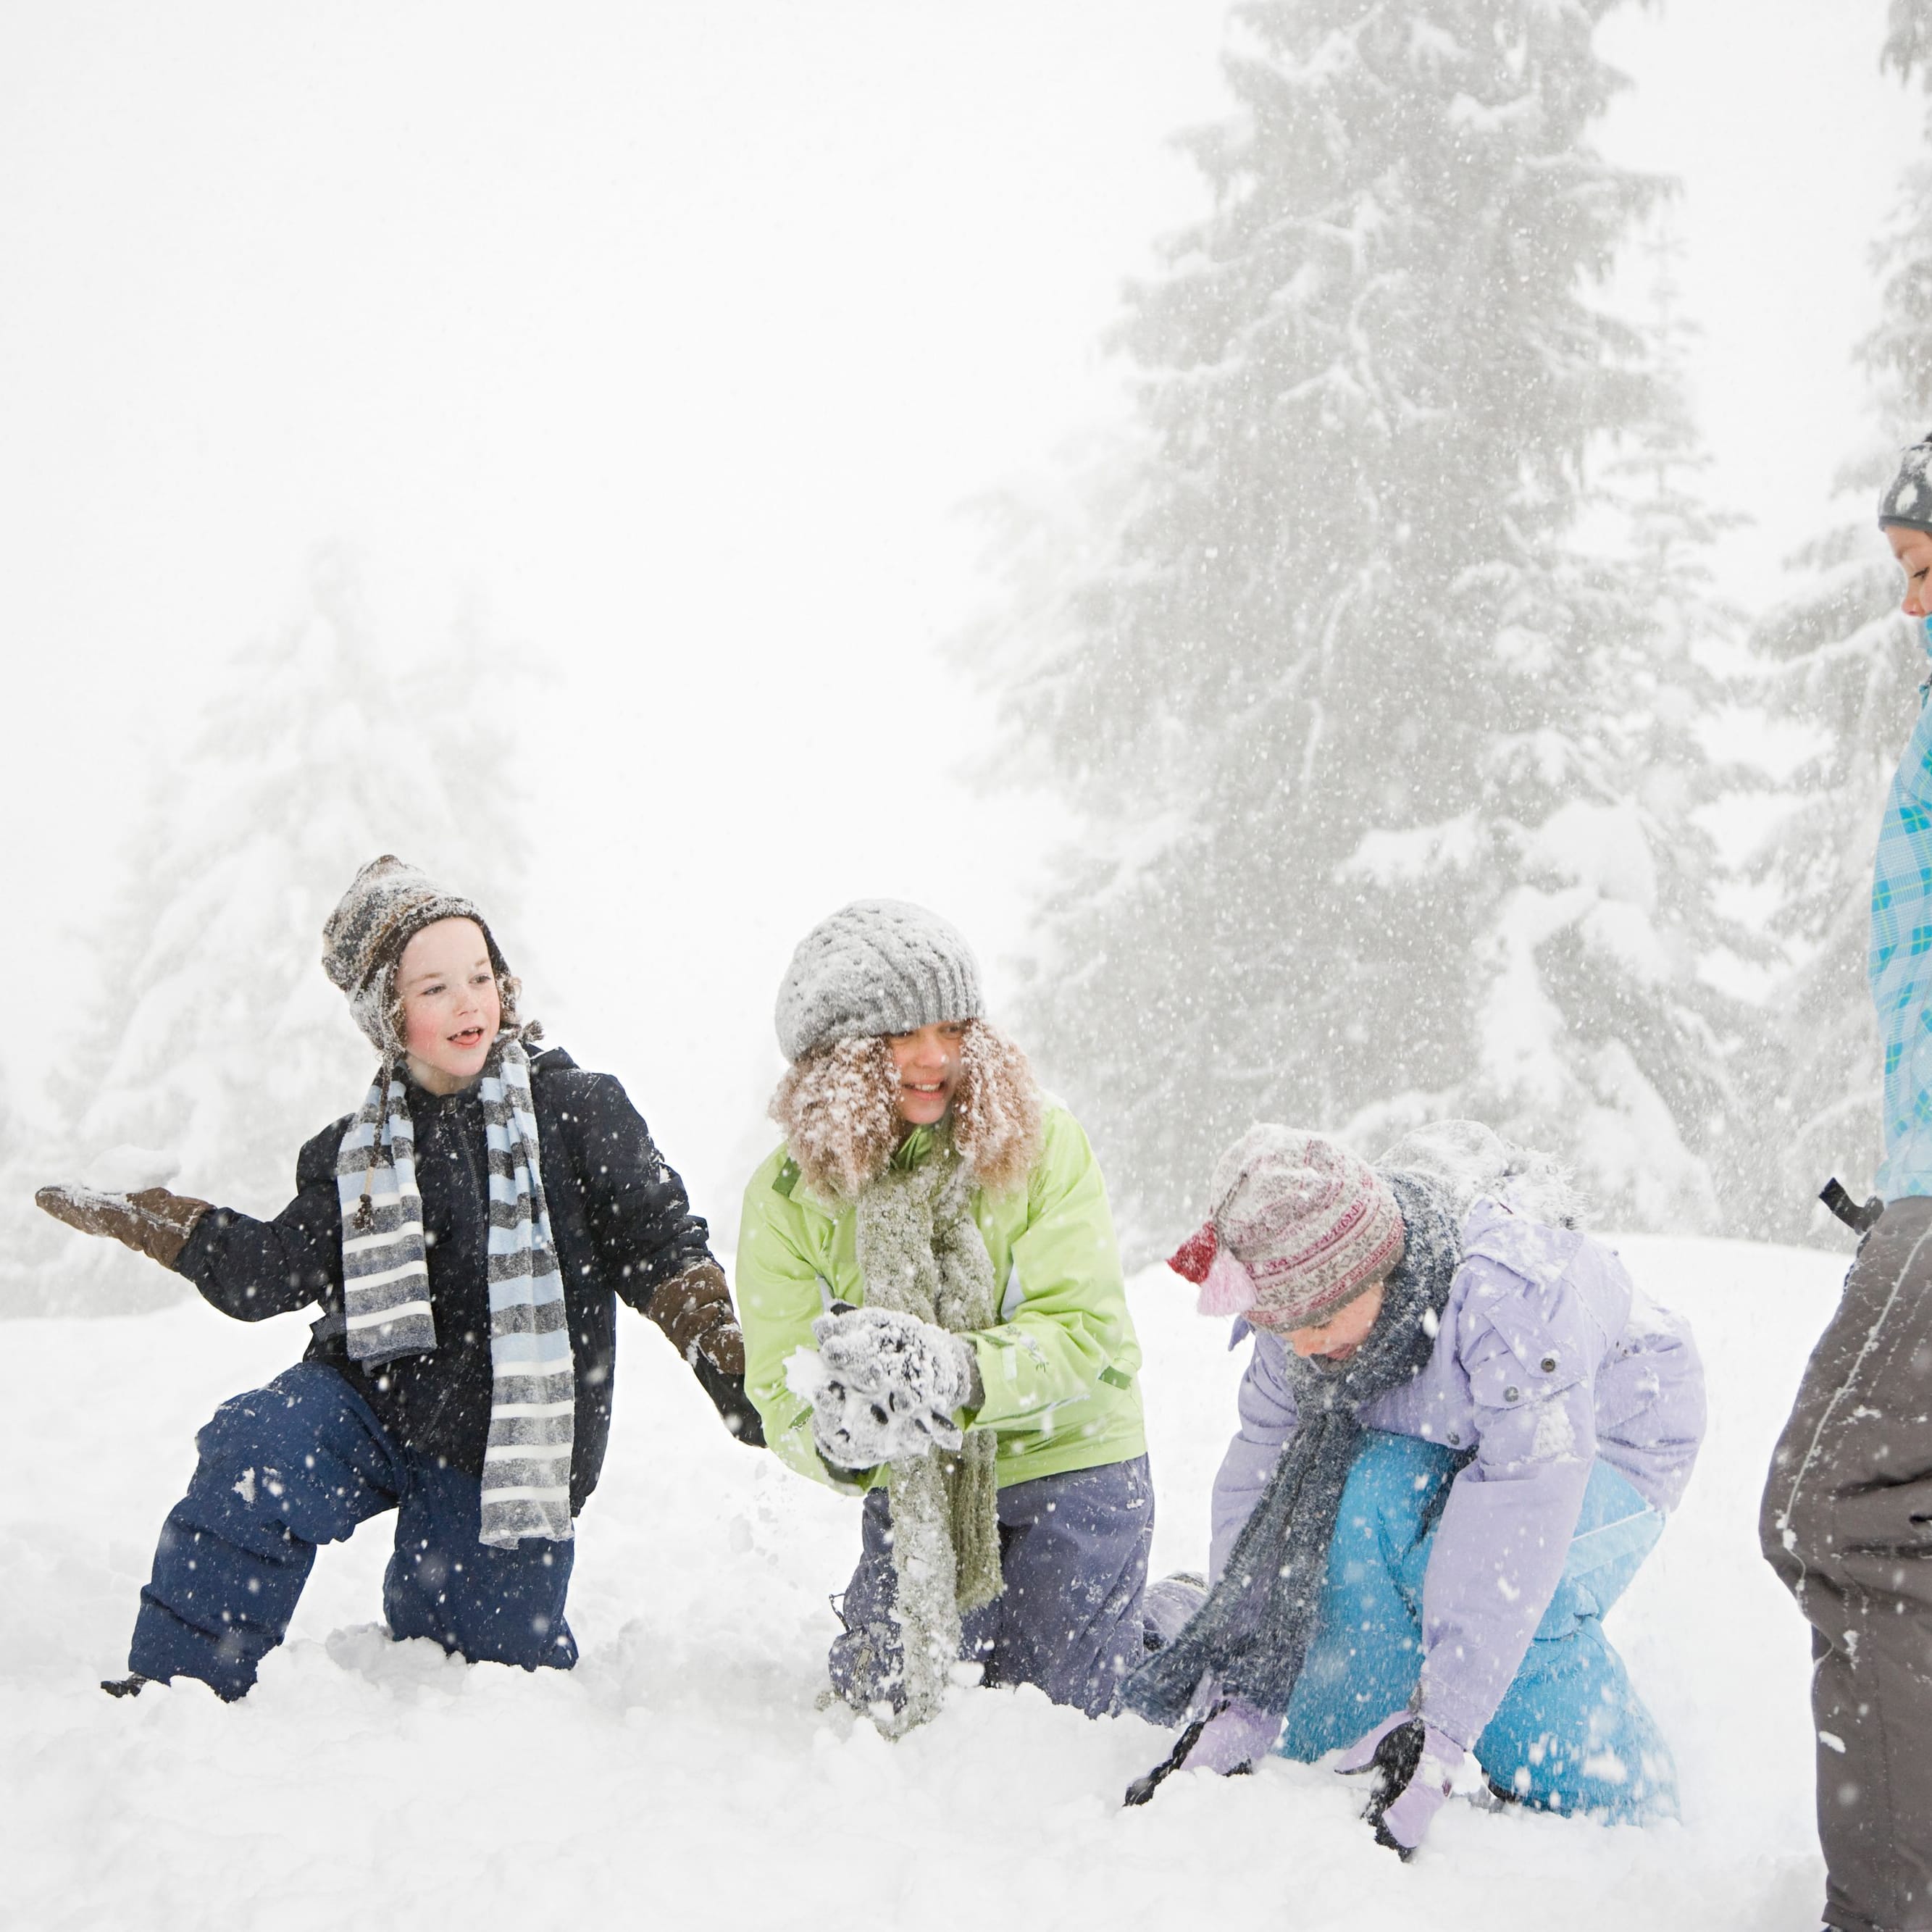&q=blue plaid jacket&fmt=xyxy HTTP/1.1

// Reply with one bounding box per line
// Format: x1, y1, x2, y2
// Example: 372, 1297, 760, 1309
1871, 619, 1932, 1197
